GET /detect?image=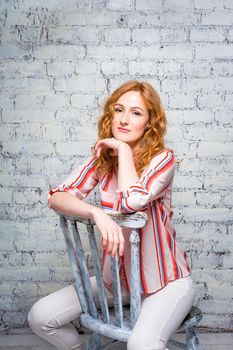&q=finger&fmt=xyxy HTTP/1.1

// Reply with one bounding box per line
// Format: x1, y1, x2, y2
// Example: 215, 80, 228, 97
111, 231, 120, 257
96, 145, 103, 158
118, 228, 125, 257
107, 232, 114, 255
101, 231, 108, 249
